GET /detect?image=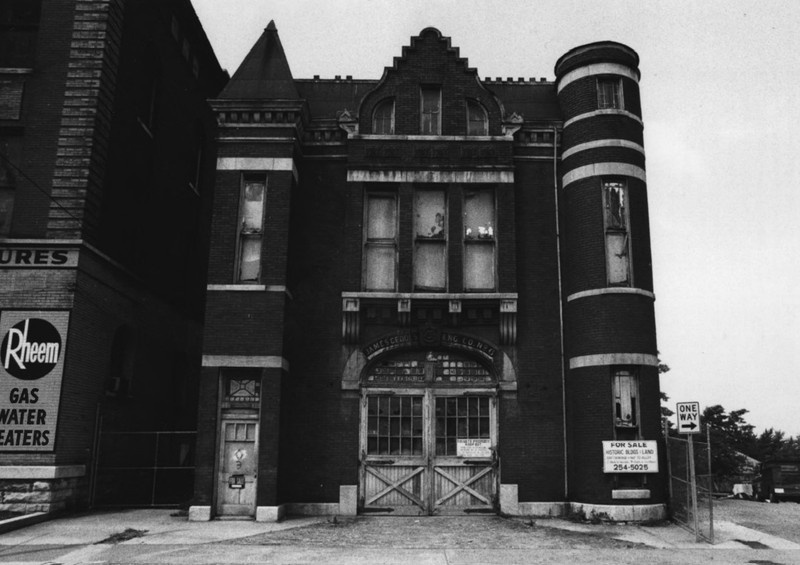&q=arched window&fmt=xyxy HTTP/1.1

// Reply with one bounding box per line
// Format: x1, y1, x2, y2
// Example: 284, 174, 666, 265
372, 99, 394, 134
466, 100, 488, 136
